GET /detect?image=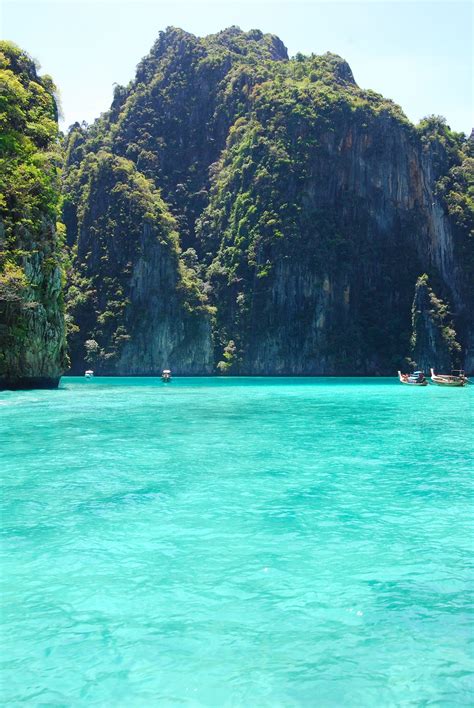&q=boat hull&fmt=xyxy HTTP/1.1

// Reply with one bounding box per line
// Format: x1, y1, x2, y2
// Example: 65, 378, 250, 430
431, 379, 465, 387
398, 371, 428, 386
399, 379, 428, 386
